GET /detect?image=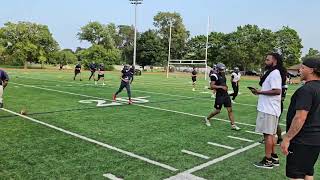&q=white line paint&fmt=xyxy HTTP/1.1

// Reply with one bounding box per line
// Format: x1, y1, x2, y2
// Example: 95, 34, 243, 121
245, 130, 263, 135
227, 136, 254, 142
103, 173, 123, 180
207, 142, 235, 150
0, 108, 178, 172
179, 142, 261, 175
11, 82, 264, 128
165, 173, 207, 180
181, 150, 210, 159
